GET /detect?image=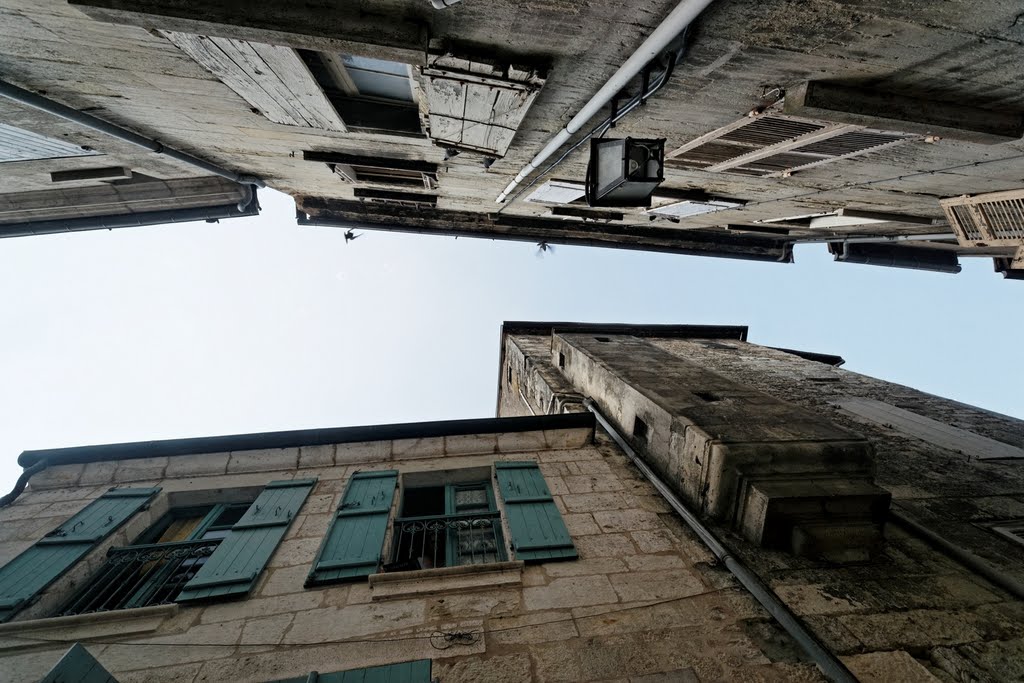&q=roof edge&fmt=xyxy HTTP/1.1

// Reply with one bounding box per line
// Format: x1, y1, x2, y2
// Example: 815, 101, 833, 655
18, 412, 595, 469
500, 321, 749, 341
